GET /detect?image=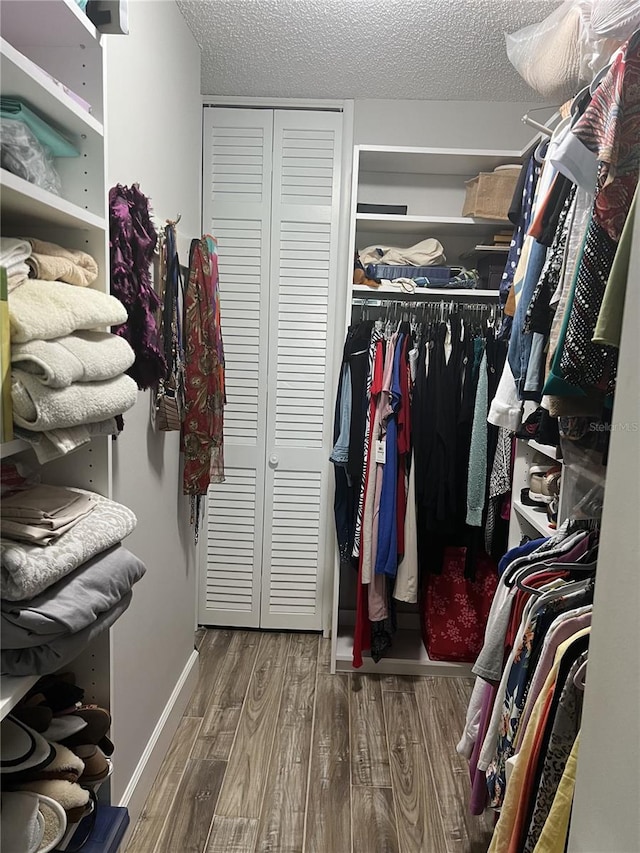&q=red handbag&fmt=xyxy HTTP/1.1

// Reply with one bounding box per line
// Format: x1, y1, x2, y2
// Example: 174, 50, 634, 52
422, 546, 498, 662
